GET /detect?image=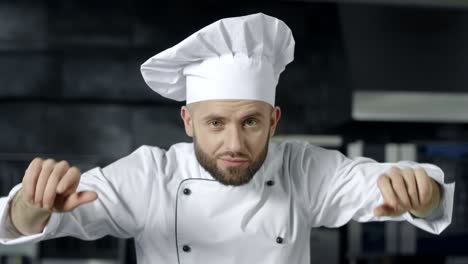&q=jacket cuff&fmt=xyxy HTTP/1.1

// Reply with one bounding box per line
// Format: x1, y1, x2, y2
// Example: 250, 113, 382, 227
0, 184, 62, 245
402, 164, 455, 235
